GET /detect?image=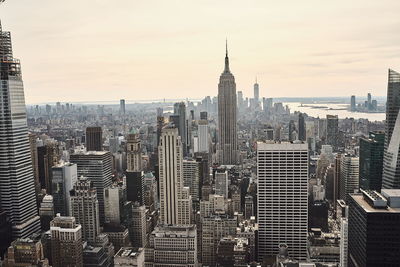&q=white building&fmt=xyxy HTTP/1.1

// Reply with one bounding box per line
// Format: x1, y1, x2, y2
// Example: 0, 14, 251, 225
340, 155, 359, 202
257, 142, 309, 261
198, 120, 209, 153
158, 127, 191, 225
340, 218, 348, 267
